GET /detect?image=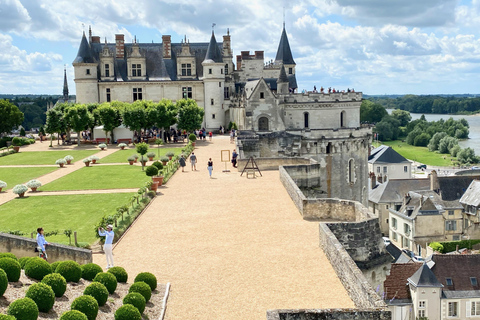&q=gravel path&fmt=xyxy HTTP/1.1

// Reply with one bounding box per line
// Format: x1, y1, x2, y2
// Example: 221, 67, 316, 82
98, 136, 354, 319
